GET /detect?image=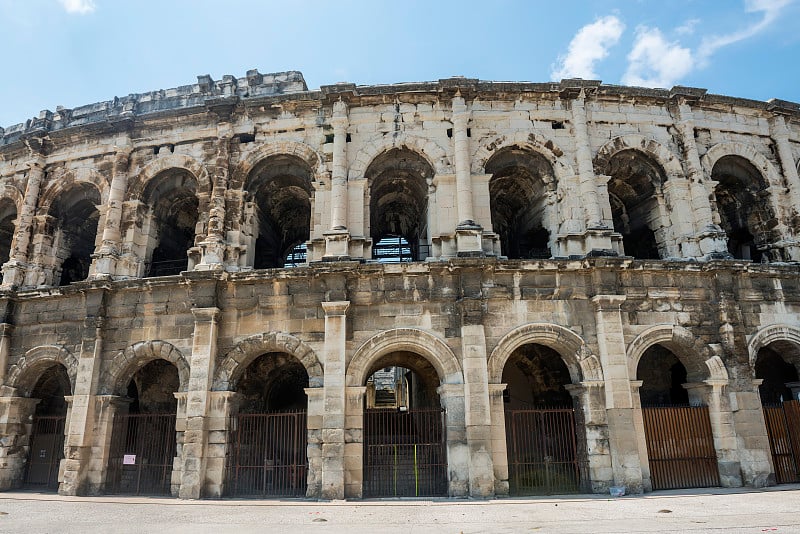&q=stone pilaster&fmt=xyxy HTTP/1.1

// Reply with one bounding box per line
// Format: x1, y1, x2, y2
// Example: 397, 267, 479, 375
437, 383, 469, 496
203, 391, 240, 498
324, 101, 351, 260
342, 385, 365, 498
60, 298, 106, 496
2, 155, 45, 288
487, 383, 509, 495
726, 378, 773, 487
0, 324, 13, 385
0, 396, 39, 490
769, 114, 800, 260
197, 132, 230, 270
566, 380, 614, 493
92, 141, 132, 278
177, 306, 220, 498
452, 96, 483, 257
673, 101, 728, 259
460, 324, 494, 497
84, 395, 130, 495
320, 300, 349, 499
591, 294, 643, 493
628, 380, 652, 492
305, 386, 325, 497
